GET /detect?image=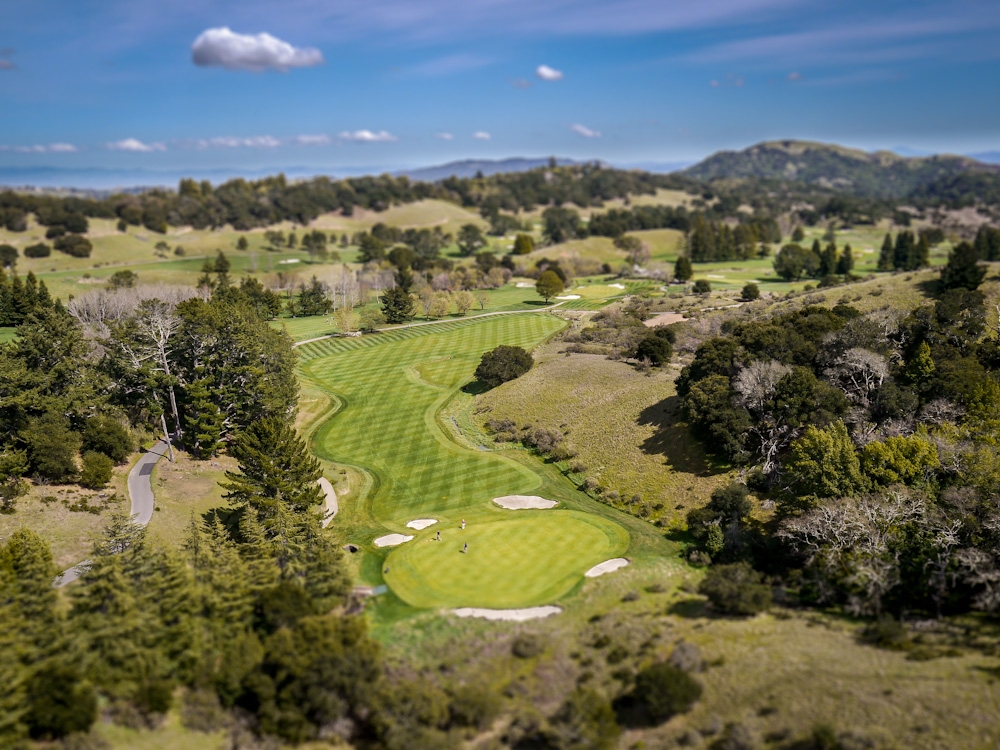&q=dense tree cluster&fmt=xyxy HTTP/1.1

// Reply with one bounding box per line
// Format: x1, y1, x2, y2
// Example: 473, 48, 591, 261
0, 270, 54, 326
684, 215, 782, 262
679, 281, 1000, 620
